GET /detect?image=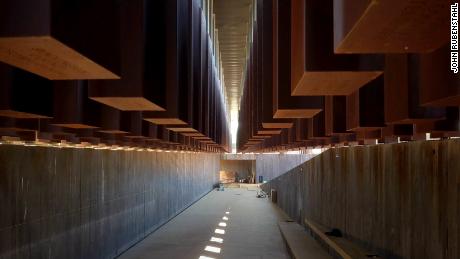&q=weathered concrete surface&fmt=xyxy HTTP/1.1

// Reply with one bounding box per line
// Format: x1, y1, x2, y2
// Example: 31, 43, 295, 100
262, 139, 460, 259
119, 188, 291, 259
278, 221, 331, 259
0, 145, 219, 259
